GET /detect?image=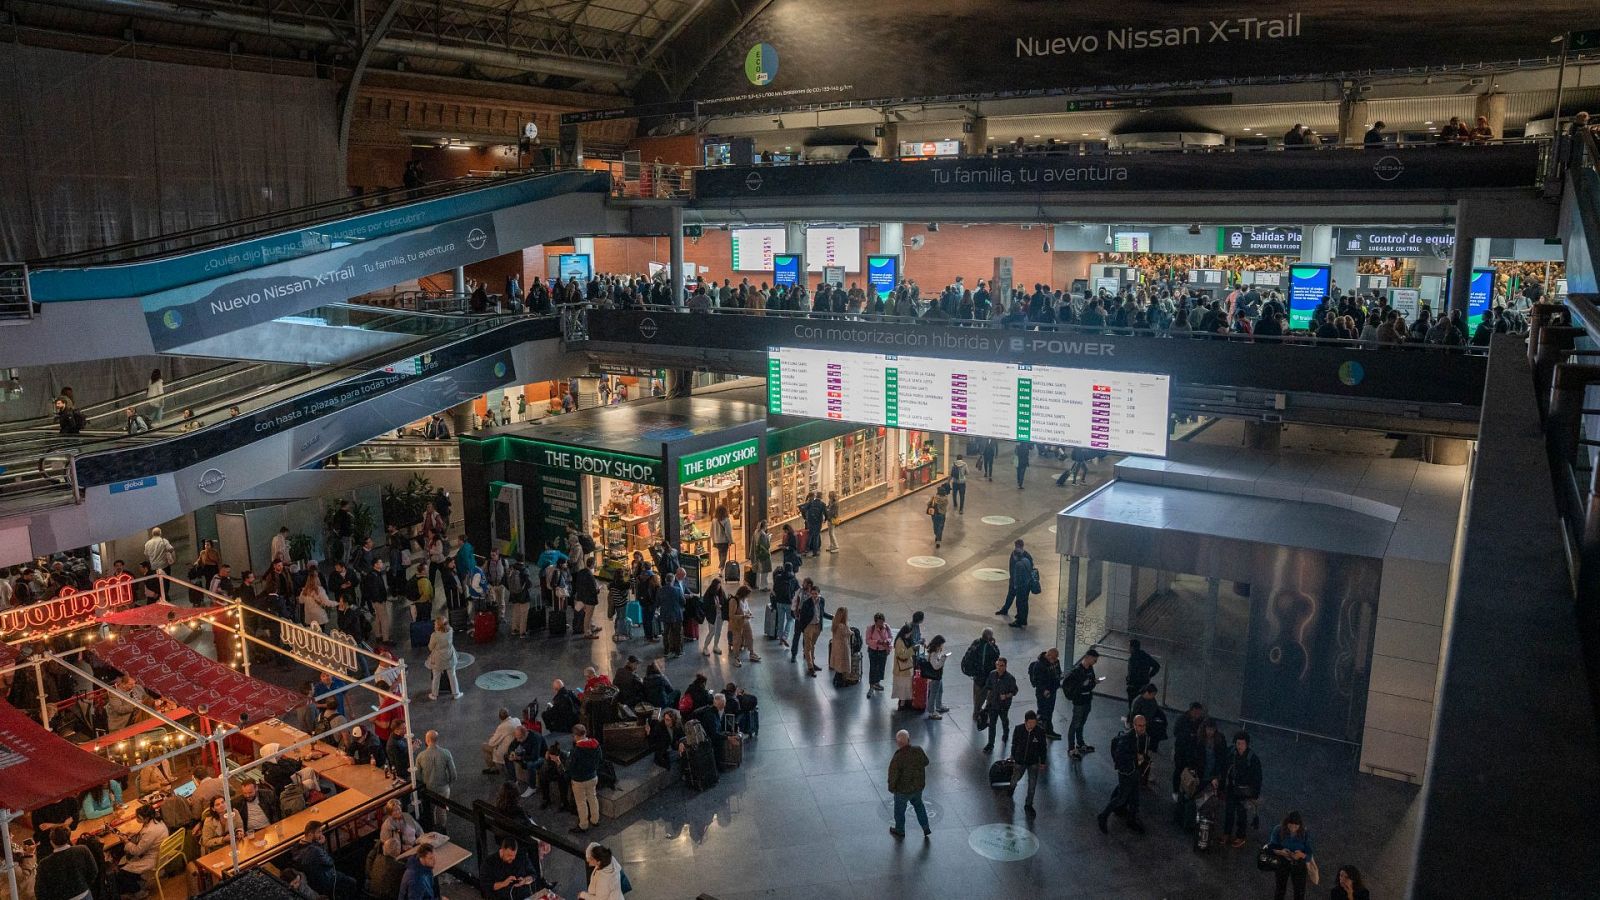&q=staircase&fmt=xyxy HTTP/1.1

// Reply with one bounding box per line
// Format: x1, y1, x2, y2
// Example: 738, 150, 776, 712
0, 263, 31, 322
